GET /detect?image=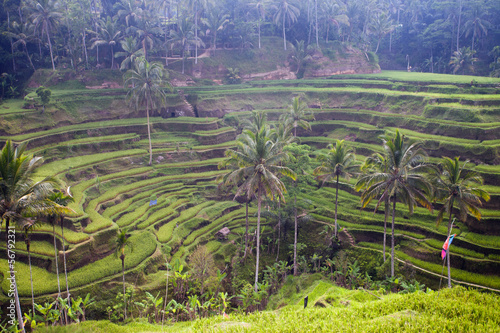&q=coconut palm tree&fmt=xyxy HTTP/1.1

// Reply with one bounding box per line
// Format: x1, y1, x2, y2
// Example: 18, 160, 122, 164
435, 156, 490, 288
116, 228, 133, 320
249, 0, 269, 49
201, 5, 229, 56
134, 19, 163, 61
124, 57, 171, 165
357, 152, 390, 262
186, 0, 209, 64
115, 36, 144, 71
273, 0, 300, 50
313, 140, 356, 239
0, 140, 59, 332
356, 130, 434, 277
219, 124, 295, 292
279, 96, 314, 137
28, 0, 62, 71
91, 16, 122, 69
168, 18, 203, 74
449, 47, 478, 74
4, 20, 36, 70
